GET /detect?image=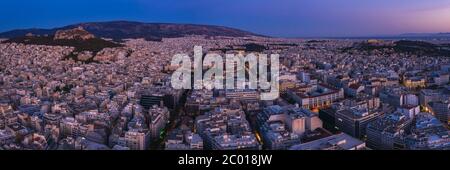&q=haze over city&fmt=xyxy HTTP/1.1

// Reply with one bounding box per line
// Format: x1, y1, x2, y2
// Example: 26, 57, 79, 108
2, 0, 450, 37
